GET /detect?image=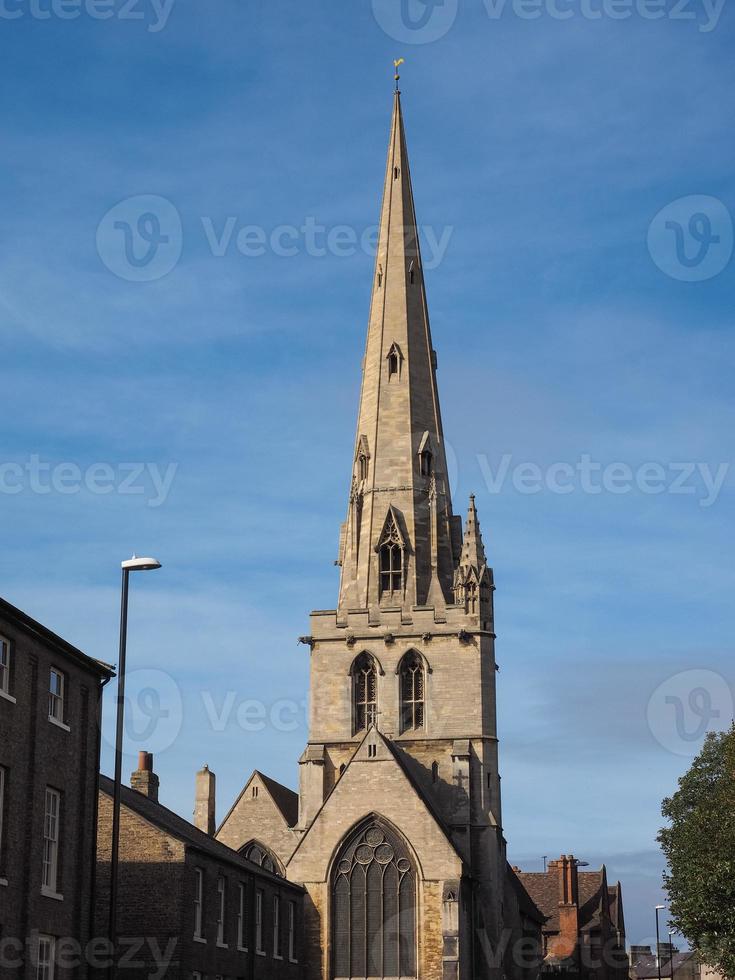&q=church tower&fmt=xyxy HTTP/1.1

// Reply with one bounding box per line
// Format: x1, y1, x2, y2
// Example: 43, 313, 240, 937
216, 86, 541, 980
